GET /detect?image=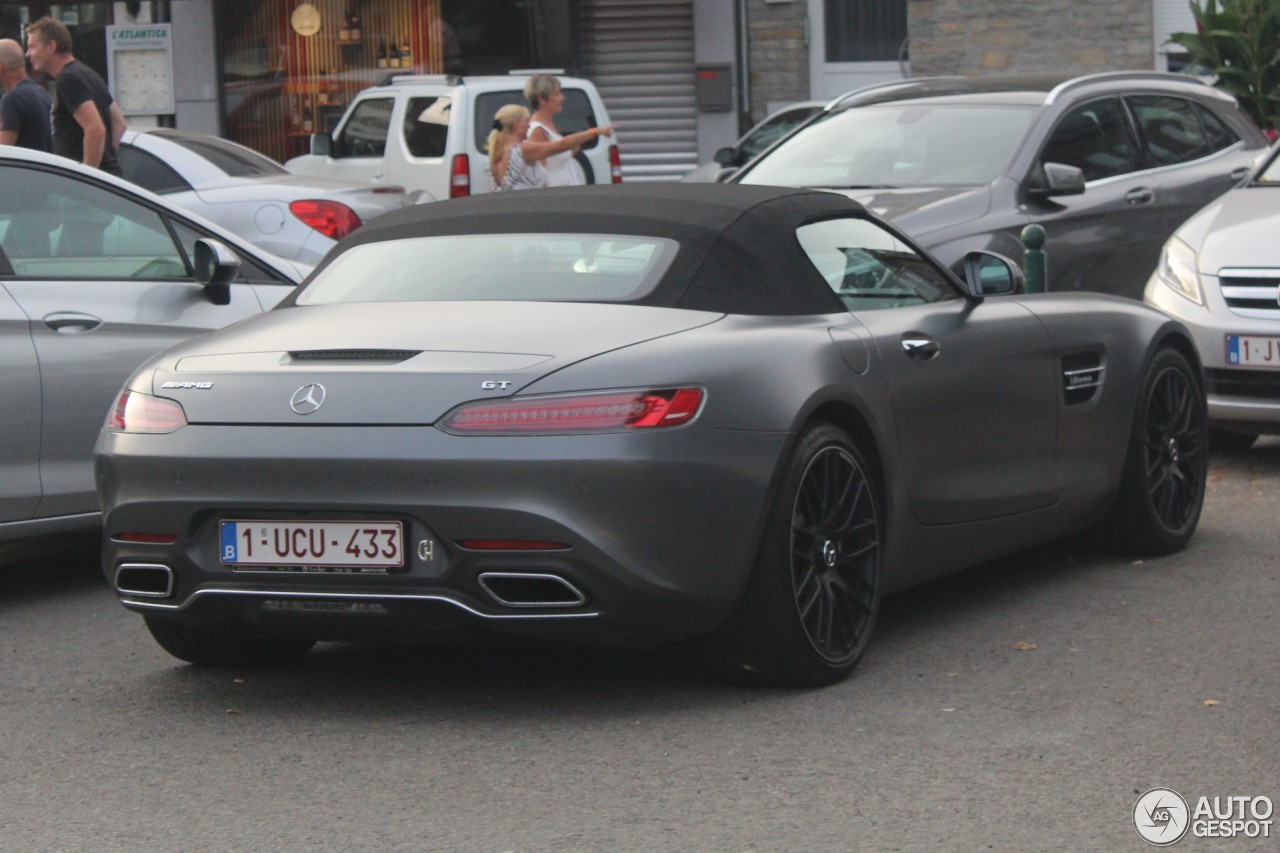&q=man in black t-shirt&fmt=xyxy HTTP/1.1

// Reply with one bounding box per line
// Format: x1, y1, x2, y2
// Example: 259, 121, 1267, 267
0, 38, 52, 151
25, 16, 126, 175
